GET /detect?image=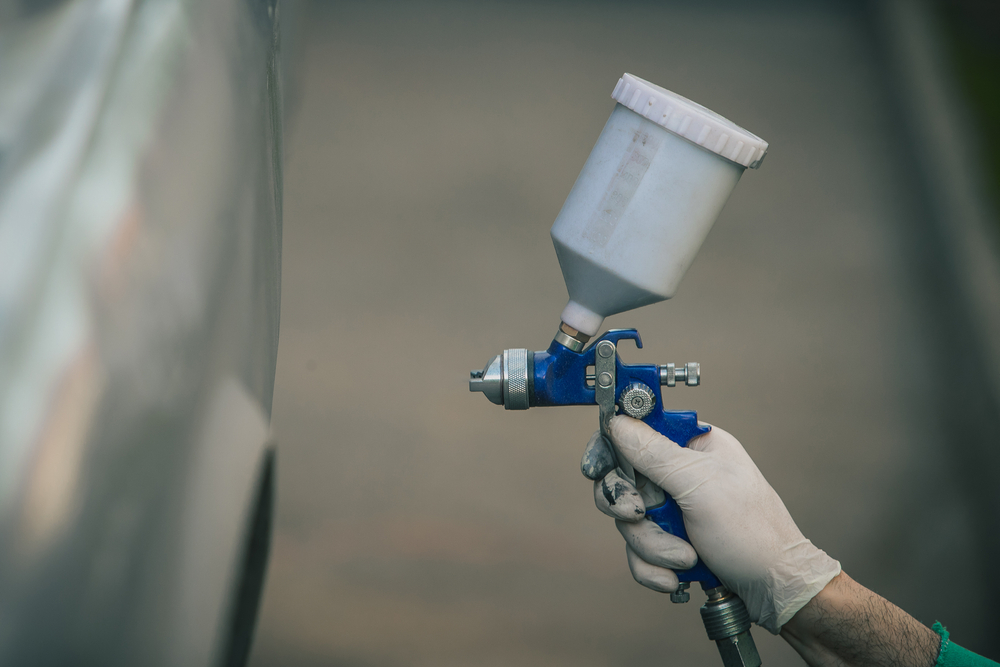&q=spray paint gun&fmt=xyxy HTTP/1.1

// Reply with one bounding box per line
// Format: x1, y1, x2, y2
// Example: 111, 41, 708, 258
468, 74, 769, 667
